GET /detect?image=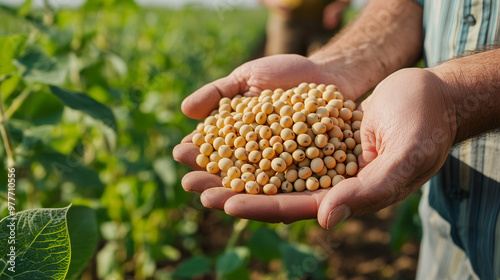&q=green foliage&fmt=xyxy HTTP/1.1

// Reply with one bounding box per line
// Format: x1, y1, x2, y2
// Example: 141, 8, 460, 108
173, 255, 211, 278
66, 205, 99, 279
280, 243, 325, 280
16, 46, 69, 85
0, 206, 71, 280
49, 86, 117, 131
0, 34, 27, 76
390, 192, 422, 251
216, 247, 250, 276
248, 227, 284, 261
